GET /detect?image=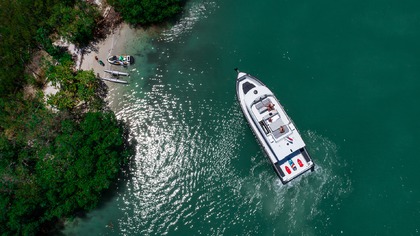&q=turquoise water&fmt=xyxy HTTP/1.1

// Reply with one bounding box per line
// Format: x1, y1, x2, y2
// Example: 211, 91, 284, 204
64, 0, 420, 235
